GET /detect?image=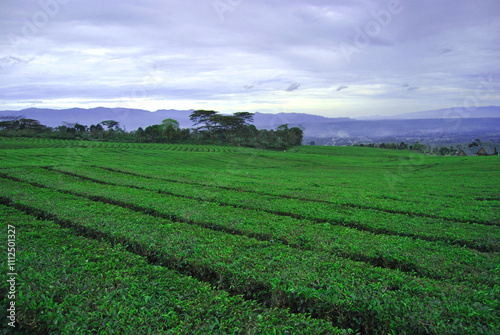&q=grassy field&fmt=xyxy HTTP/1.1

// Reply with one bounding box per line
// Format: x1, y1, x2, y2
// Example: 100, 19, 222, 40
1, 137, 499, 334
